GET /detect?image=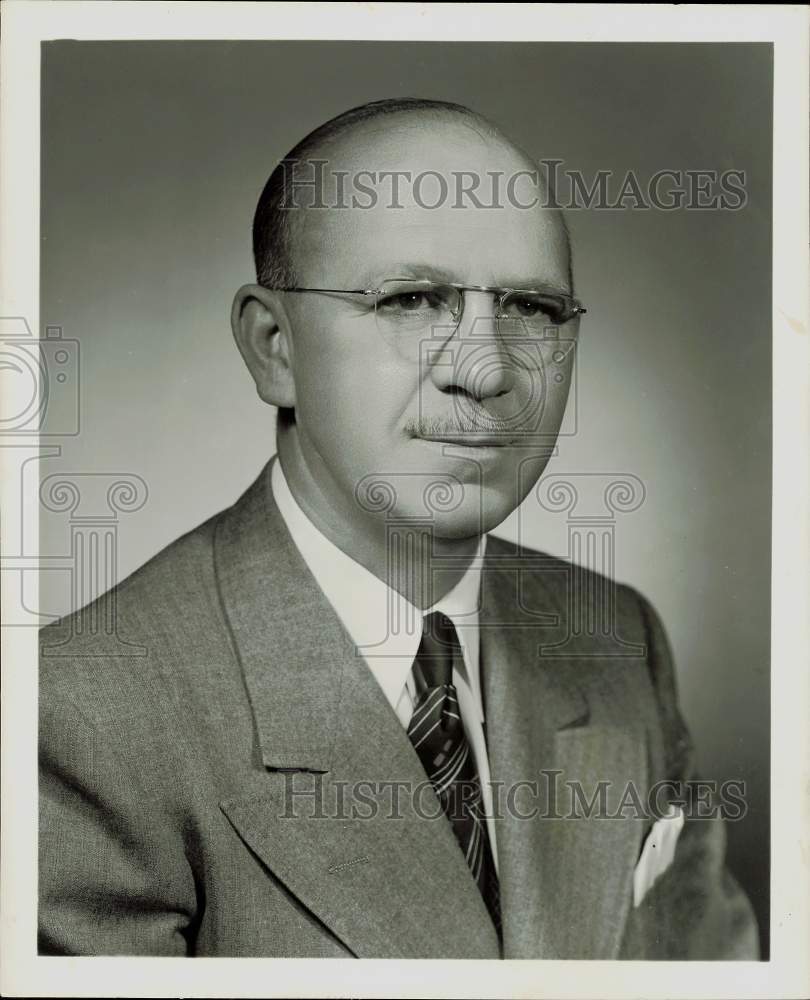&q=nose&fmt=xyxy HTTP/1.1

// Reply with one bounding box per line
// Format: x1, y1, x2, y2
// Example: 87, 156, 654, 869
428, 290, 515, 401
